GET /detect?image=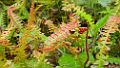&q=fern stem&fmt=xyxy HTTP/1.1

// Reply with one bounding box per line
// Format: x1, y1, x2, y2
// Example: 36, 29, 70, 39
84, 28, 89, 67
